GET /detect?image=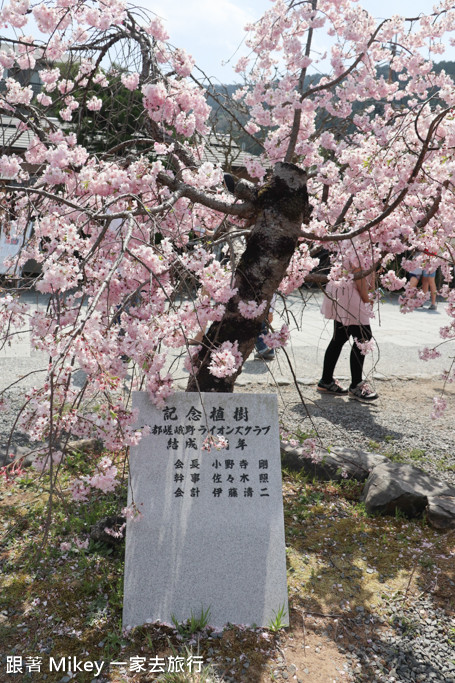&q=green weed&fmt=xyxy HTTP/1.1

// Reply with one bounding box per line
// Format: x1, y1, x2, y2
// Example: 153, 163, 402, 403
267, 603, 288, 632
171, 607, 211, 638
407, 448, 426, 462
